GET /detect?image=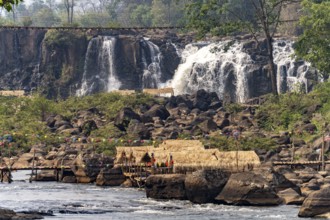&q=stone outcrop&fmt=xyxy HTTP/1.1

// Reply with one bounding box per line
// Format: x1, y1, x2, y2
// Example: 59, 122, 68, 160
145, 174, 187, 200
298, 186, 330, 217
185, 170, 229, 204
215, 172, 282, 206
277, 188, 305, 205
96, 166, 126, 186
